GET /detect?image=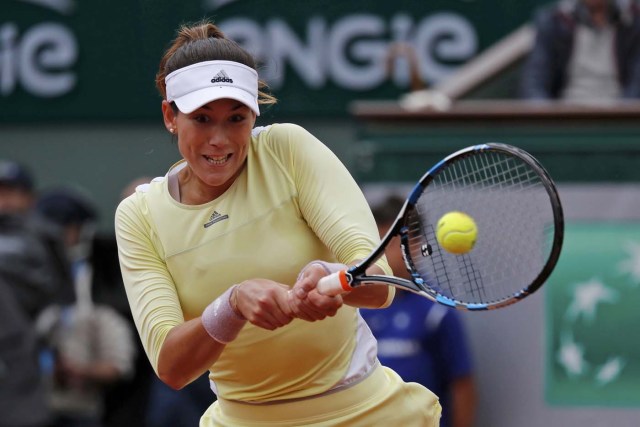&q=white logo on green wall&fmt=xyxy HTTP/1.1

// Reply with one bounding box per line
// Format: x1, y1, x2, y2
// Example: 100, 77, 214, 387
220, 12, 477, 90
547, 225, 640, 406
3, 0, 78, 97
